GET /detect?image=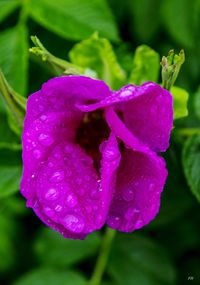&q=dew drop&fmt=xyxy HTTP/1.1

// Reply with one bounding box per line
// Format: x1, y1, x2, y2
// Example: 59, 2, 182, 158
44, 207, 54, 217
48, 162, 54, 168
65, 193, 78, 207
63, 214, 84, 233
135, 219, 143, 229
107, 213, 121, 228
45, 188, 59, 201
33, 149, 42, 159
40, 115, 47, 122
50, 170, 65, 183
55, 205, 62, 212
122, 188, 134, 202
38, 133, 54, 146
